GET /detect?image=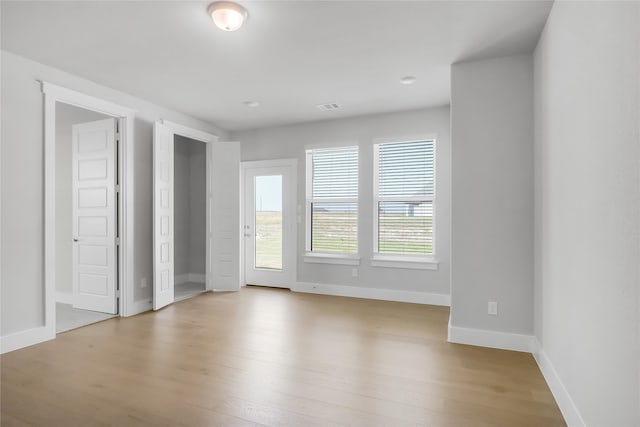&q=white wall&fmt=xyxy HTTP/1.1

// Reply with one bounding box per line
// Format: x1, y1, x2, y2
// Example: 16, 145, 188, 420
450, 54, 534, 335
534, 2, 640, 425
55, 103, 110, 296
173, 135, 206, 278
1, 50, 228, 336
233, 107, 451, 298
